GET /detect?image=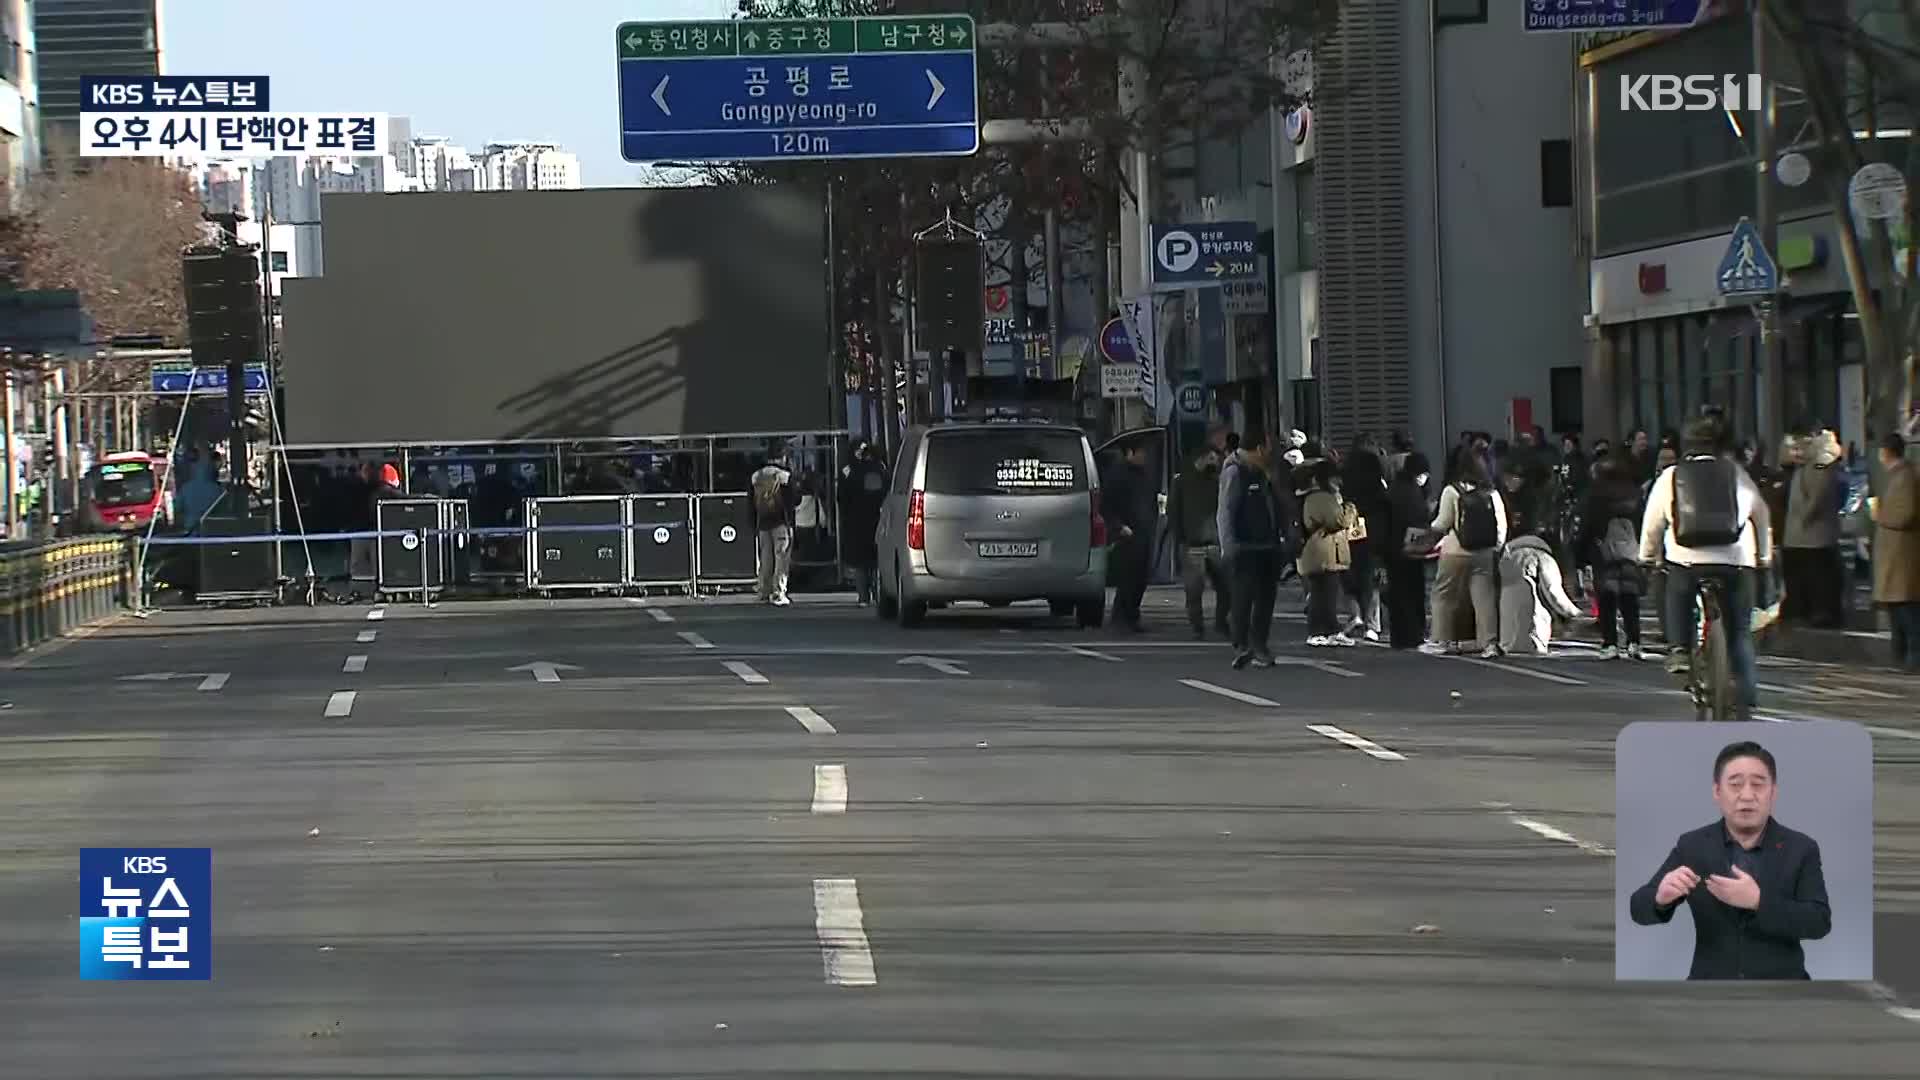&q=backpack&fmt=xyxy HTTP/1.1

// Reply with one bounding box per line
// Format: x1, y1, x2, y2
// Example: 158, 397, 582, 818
1671, 458, 1744, 548
1230, 464, 1279, 546
753, 469, 787, 521
1601, 517, 1639, 566
1456, 486, 1500, 551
